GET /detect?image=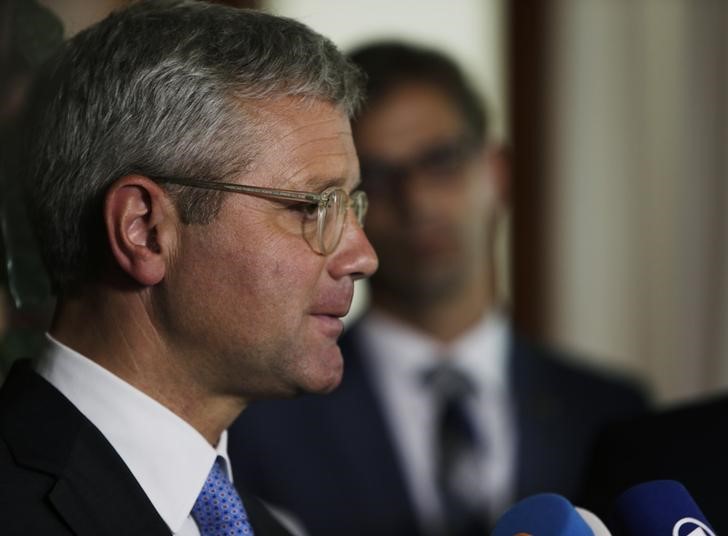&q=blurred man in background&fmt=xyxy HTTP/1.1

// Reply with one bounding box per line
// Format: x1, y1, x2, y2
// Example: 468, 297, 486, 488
230, 41, 647, 536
